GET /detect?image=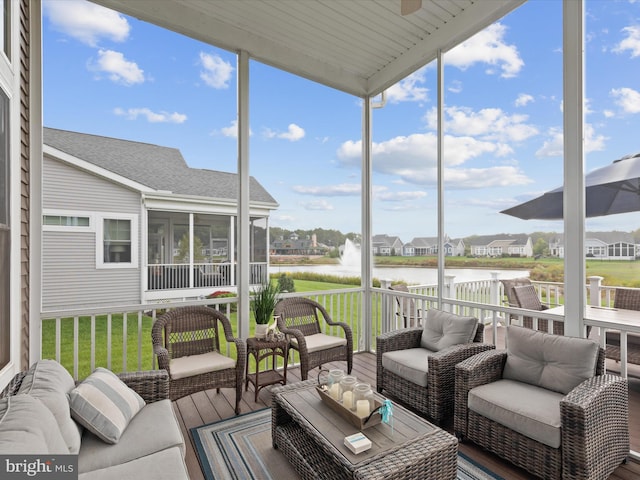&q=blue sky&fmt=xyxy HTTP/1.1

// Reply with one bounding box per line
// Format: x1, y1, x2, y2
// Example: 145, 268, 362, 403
42, 0, 640, 241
